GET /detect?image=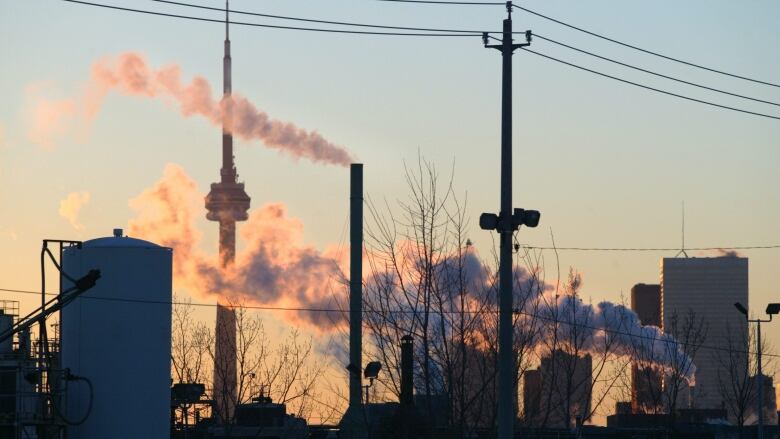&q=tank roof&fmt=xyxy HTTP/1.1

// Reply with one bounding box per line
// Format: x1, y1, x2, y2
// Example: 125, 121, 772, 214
83, 236, 161, 248
80, 229, 163, 249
